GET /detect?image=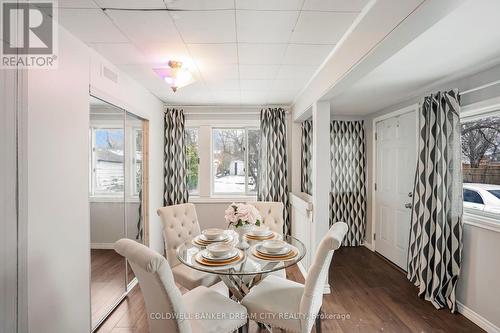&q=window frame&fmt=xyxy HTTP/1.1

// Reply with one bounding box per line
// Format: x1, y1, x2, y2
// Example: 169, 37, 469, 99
185, 119, 260, 202
89, 120, 141, 202
210, 127, 259, 196
460, 97, 500, 230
